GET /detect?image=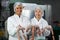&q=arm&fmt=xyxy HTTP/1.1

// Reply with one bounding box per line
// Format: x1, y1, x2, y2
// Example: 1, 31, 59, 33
45, 25, 55, 40
31, 26, 35, 40
48, 25, 55, 40
7, 18, 23, 36
7, 18, 18, 36
26, 25, 31, 32
17, 31, 20, 40
41, 21, 50, 36
16, 25, 25, 40
23, 35, 27, 40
